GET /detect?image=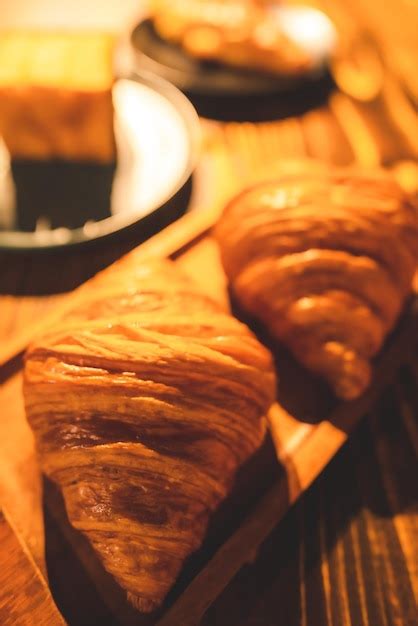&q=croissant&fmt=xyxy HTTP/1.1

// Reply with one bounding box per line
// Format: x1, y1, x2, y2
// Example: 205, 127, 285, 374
23, 256, 276, 612
151, 0, 312, 76
215, 165, 418, 399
